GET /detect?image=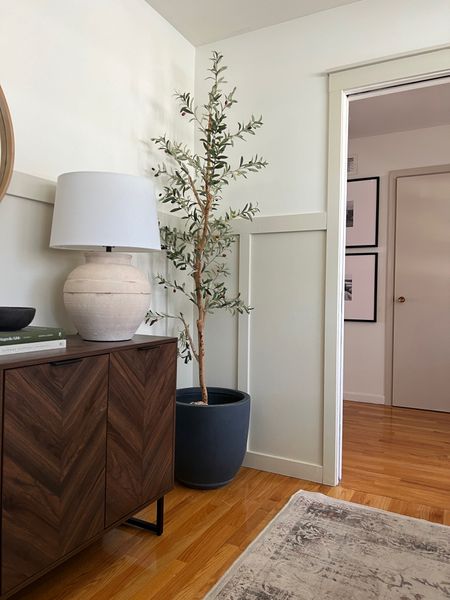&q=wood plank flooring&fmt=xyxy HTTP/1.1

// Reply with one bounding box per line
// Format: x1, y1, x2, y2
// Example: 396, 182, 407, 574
342, 401, 450, 512
12, 401, 450, 599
